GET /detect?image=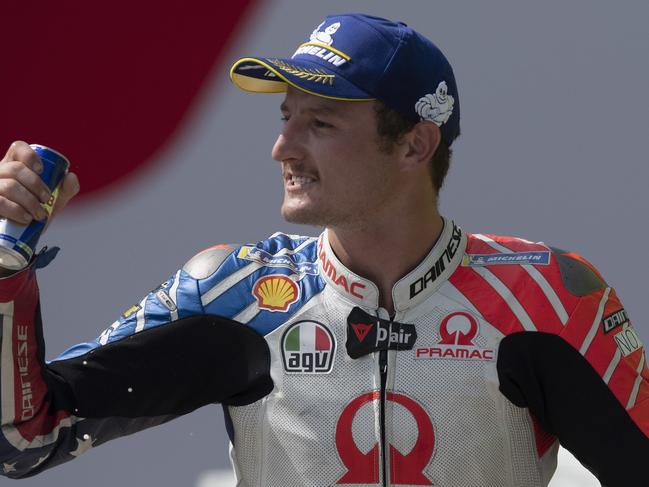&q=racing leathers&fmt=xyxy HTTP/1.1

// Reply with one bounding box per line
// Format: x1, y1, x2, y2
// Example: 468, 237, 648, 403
0, 218, 647, 486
